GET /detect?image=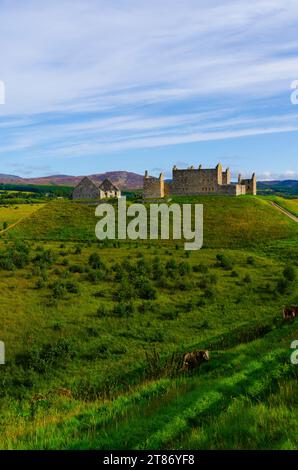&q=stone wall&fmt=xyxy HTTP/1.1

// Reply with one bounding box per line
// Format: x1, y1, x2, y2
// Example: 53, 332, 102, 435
241, 174, 257, 195
172, 164, 222, 195
143, 171, 164, 198
222, 168, 231, 185
143, 164, 257, 198
72, 177, 99, 199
